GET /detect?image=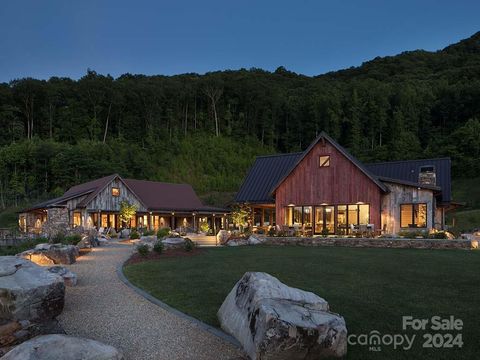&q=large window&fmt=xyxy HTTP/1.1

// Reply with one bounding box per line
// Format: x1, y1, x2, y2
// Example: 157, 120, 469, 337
73, 212, 82, 227
400, 204, 427, 228
303, 206, 312, 227
253, 208, 262, 226
285, 207, 293, 226
293, 207, 303, 225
